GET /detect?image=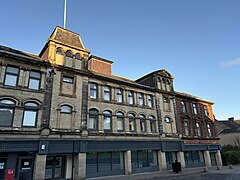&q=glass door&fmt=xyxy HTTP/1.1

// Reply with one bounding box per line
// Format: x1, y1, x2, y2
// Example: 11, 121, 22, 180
0, 158, 7, 180
17, 158, 33, 180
